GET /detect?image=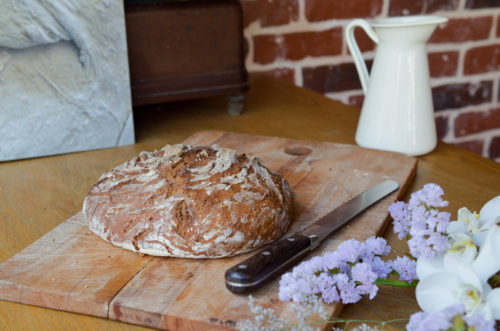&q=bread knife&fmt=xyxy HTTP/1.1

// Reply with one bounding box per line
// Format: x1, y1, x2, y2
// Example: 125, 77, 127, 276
224, 179, 399, 293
